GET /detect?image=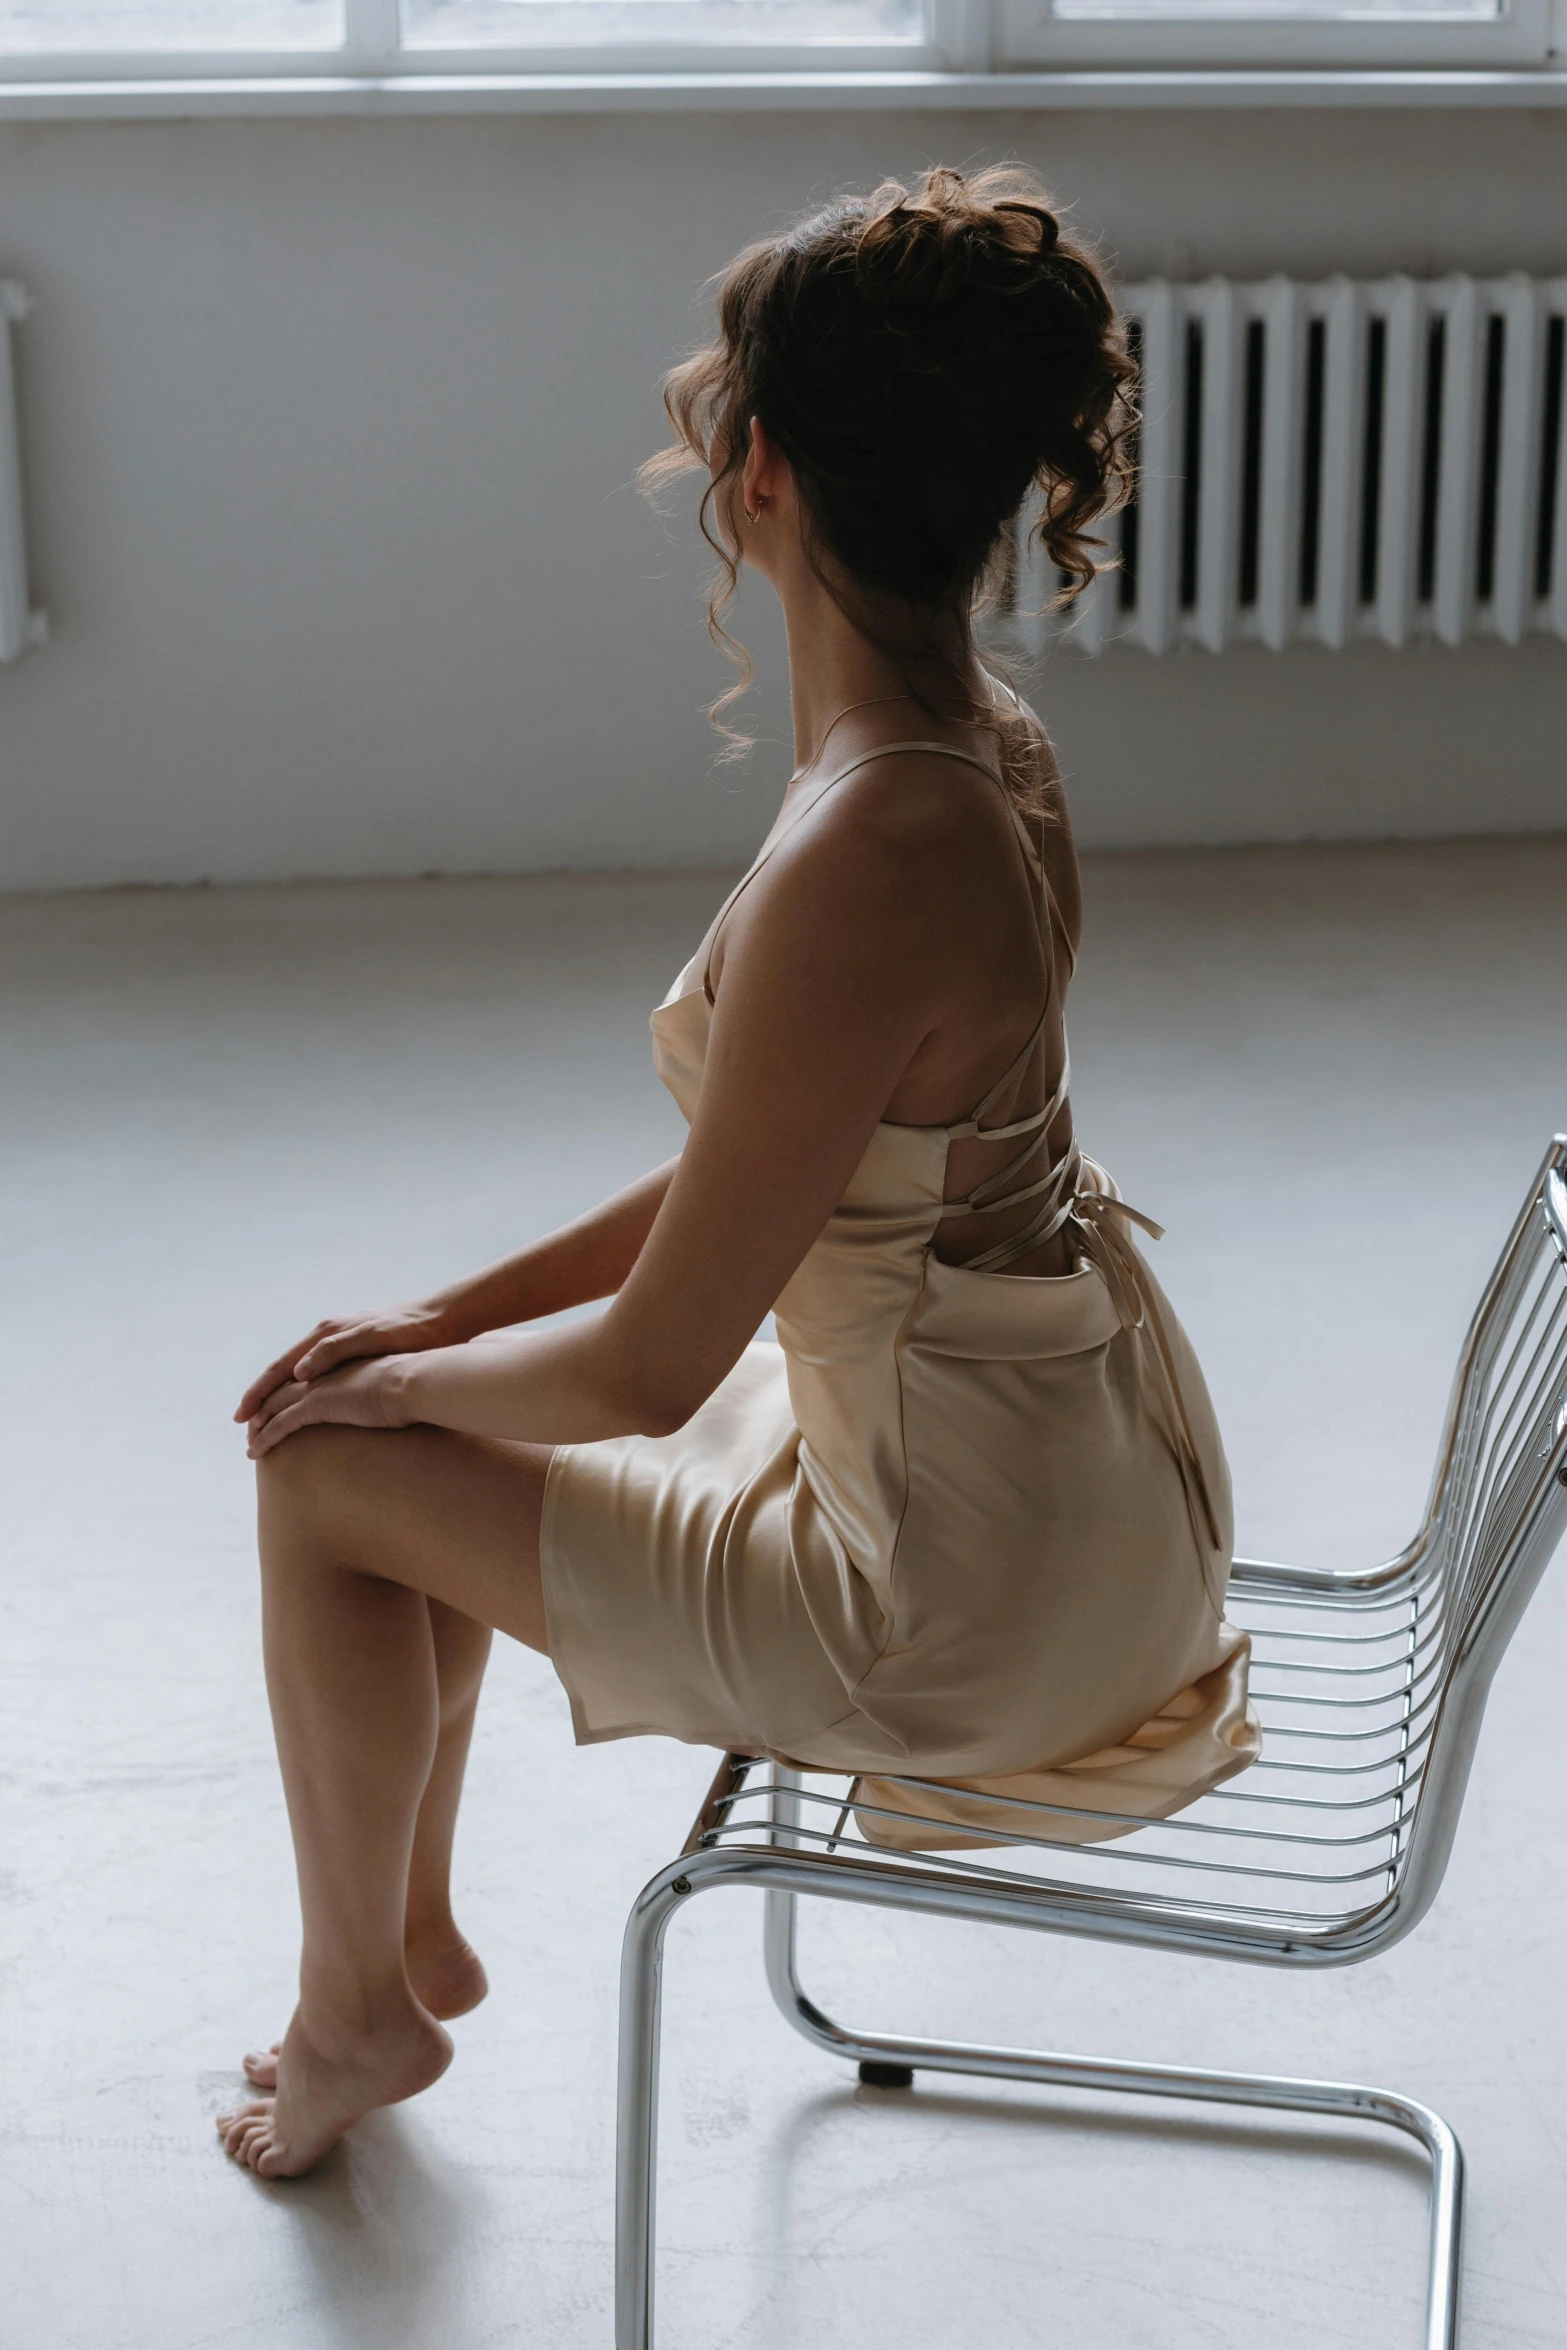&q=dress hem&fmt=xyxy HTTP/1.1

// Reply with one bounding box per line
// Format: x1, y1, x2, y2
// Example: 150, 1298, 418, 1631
538, 1440, 601, 1749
